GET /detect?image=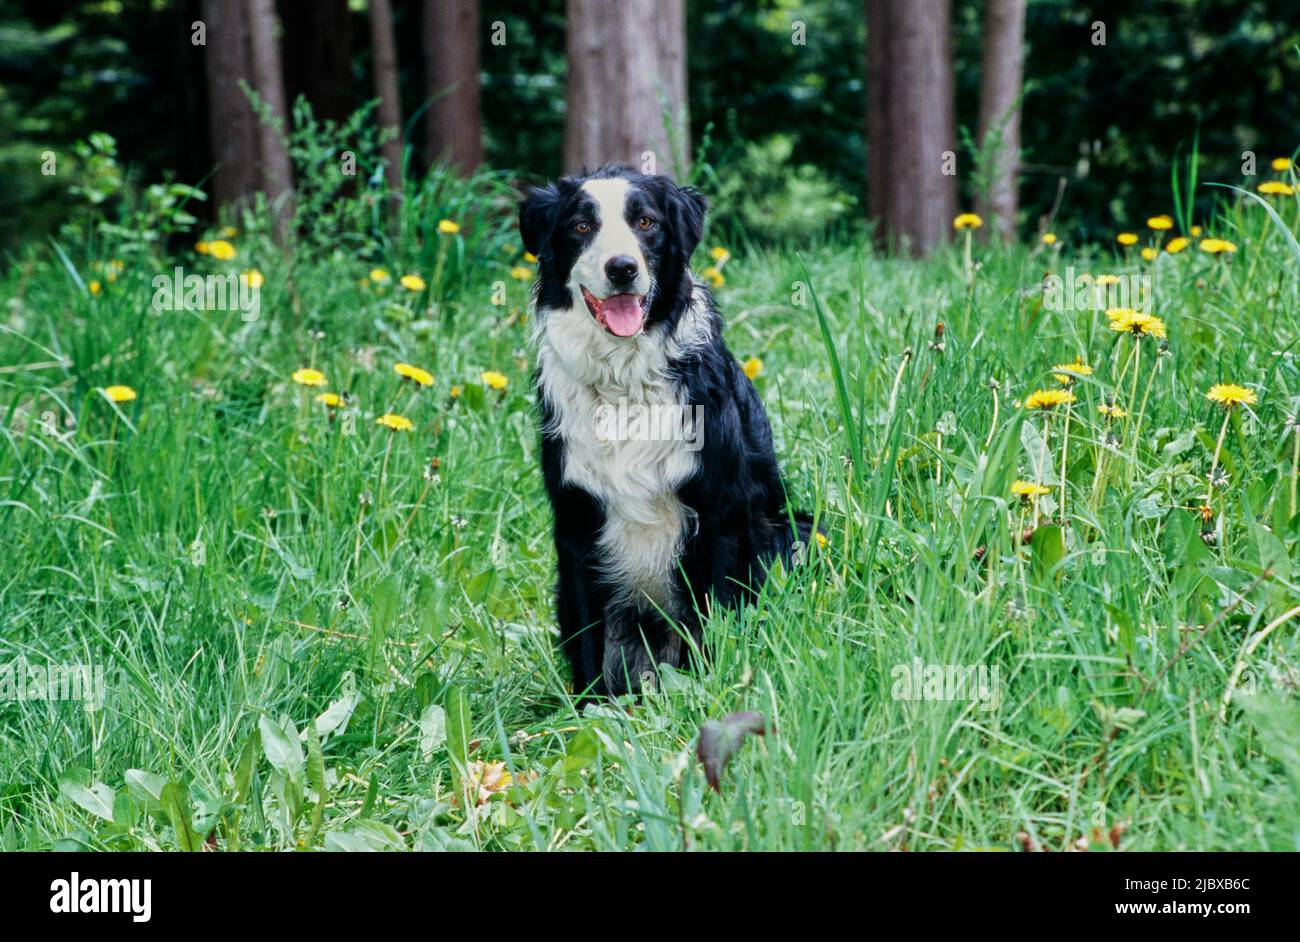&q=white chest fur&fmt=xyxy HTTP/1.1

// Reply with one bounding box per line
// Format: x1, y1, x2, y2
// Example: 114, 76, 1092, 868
536, 295, 709, 611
